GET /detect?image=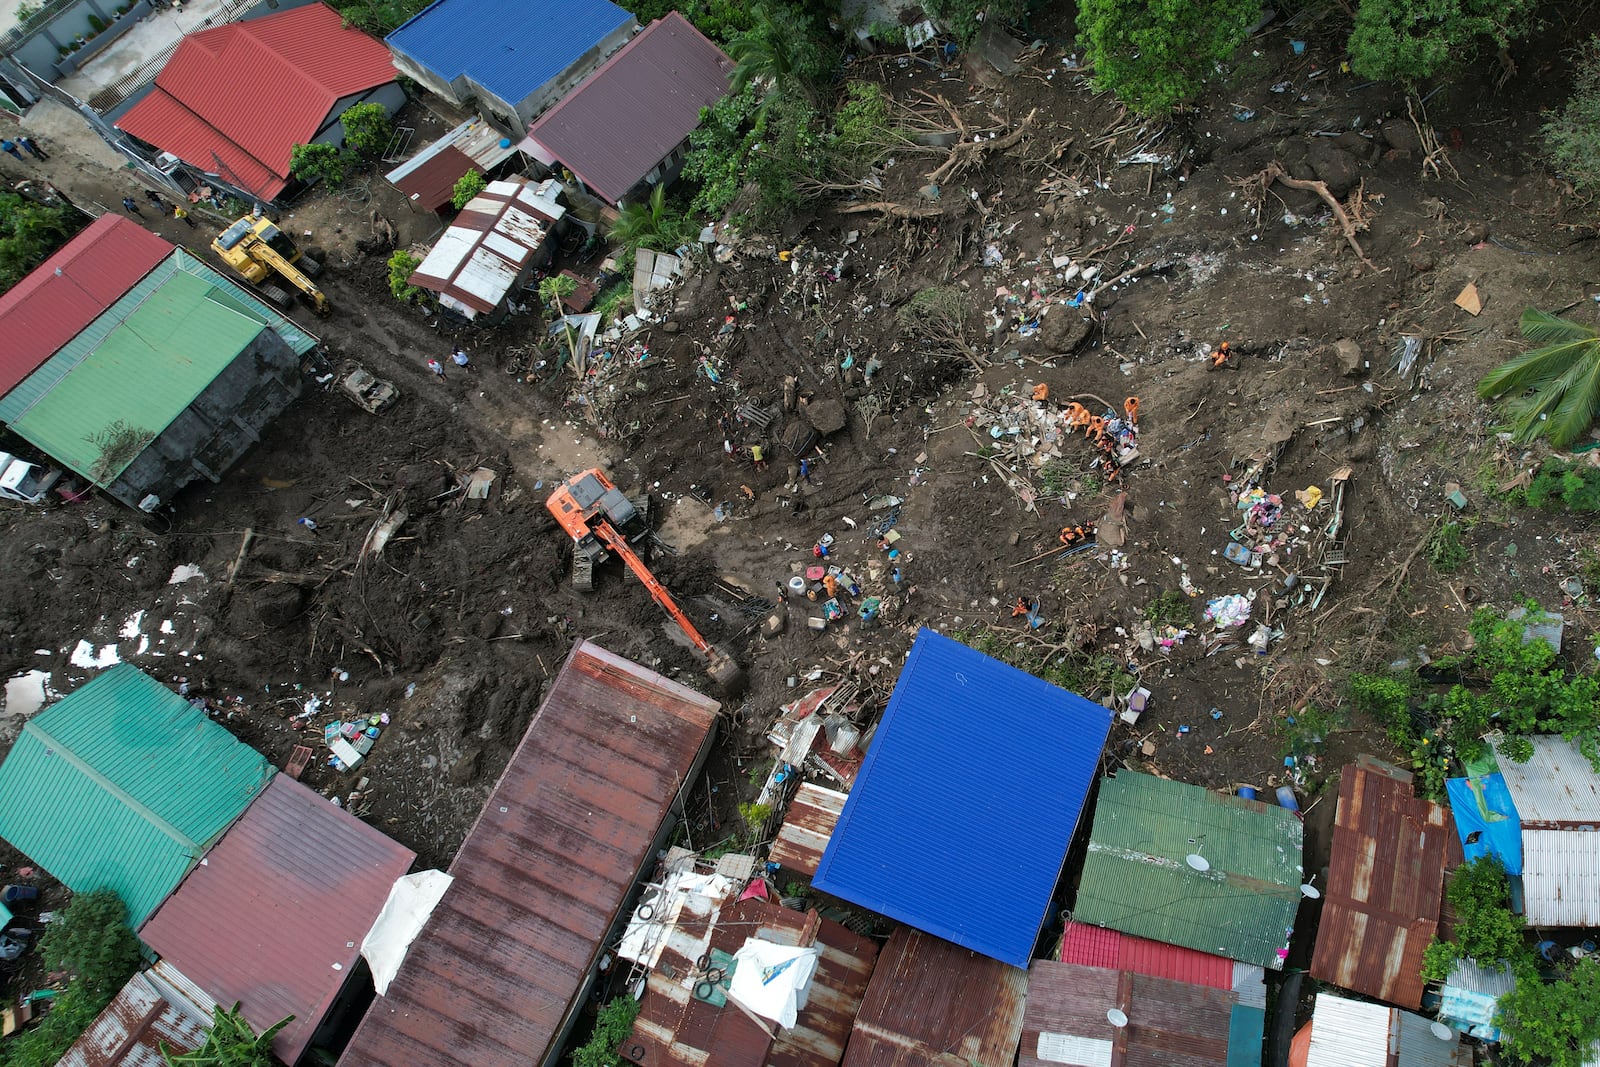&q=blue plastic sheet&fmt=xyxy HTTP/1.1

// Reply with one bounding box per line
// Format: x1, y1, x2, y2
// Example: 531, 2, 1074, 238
1446, 774, 1523, 875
